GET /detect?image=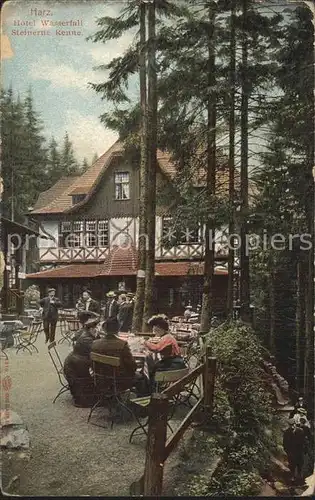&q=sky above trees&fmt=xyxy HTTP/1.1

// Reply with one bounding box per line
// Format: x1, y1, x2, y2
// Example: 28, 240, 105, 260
1, 0, 138, 162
